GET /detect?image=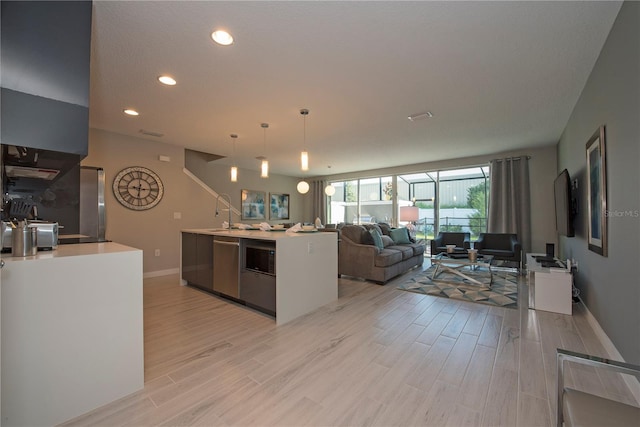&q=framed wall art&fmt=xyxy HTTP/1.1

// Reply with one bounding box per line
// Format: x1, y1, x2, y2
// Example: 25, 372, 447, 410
241, 189, 266, 220
269, 193, 290, 220
586, 125, 607, 256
